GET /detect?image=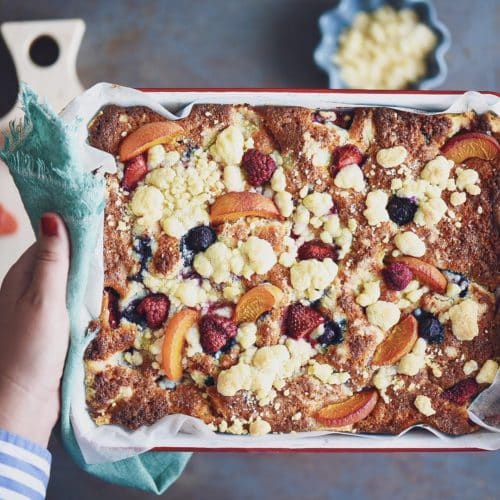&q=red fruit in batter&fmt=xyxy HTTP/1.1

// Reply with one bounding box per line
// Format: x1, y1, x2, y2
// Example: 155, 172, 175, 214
297, 240, 338, 262
284, 303, 325, 339
137, 293, 171, 329
242, 149, 277, 186
383, 261, 414, 291
332, 144, 362, 173
122, 154, 148, 191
